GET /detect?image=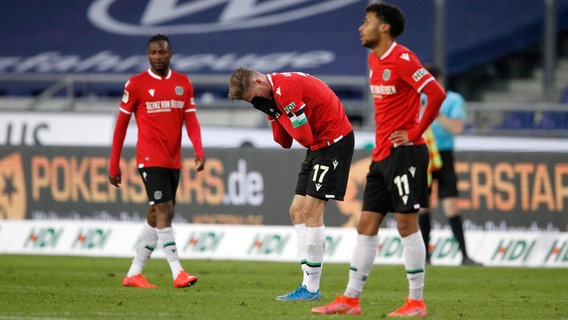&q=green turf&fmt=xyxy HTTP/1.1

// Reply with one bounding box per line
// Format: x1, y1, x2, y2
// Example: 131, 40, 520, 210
0, 255, 566, 319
